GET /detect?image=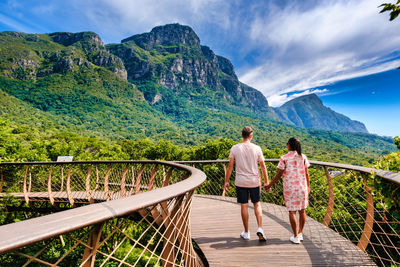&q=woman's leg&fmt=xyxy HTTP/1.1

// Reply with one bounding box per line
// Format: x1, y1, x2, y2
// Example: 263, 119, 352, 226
299, 209, 306, 234
288, 211, 298, 237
